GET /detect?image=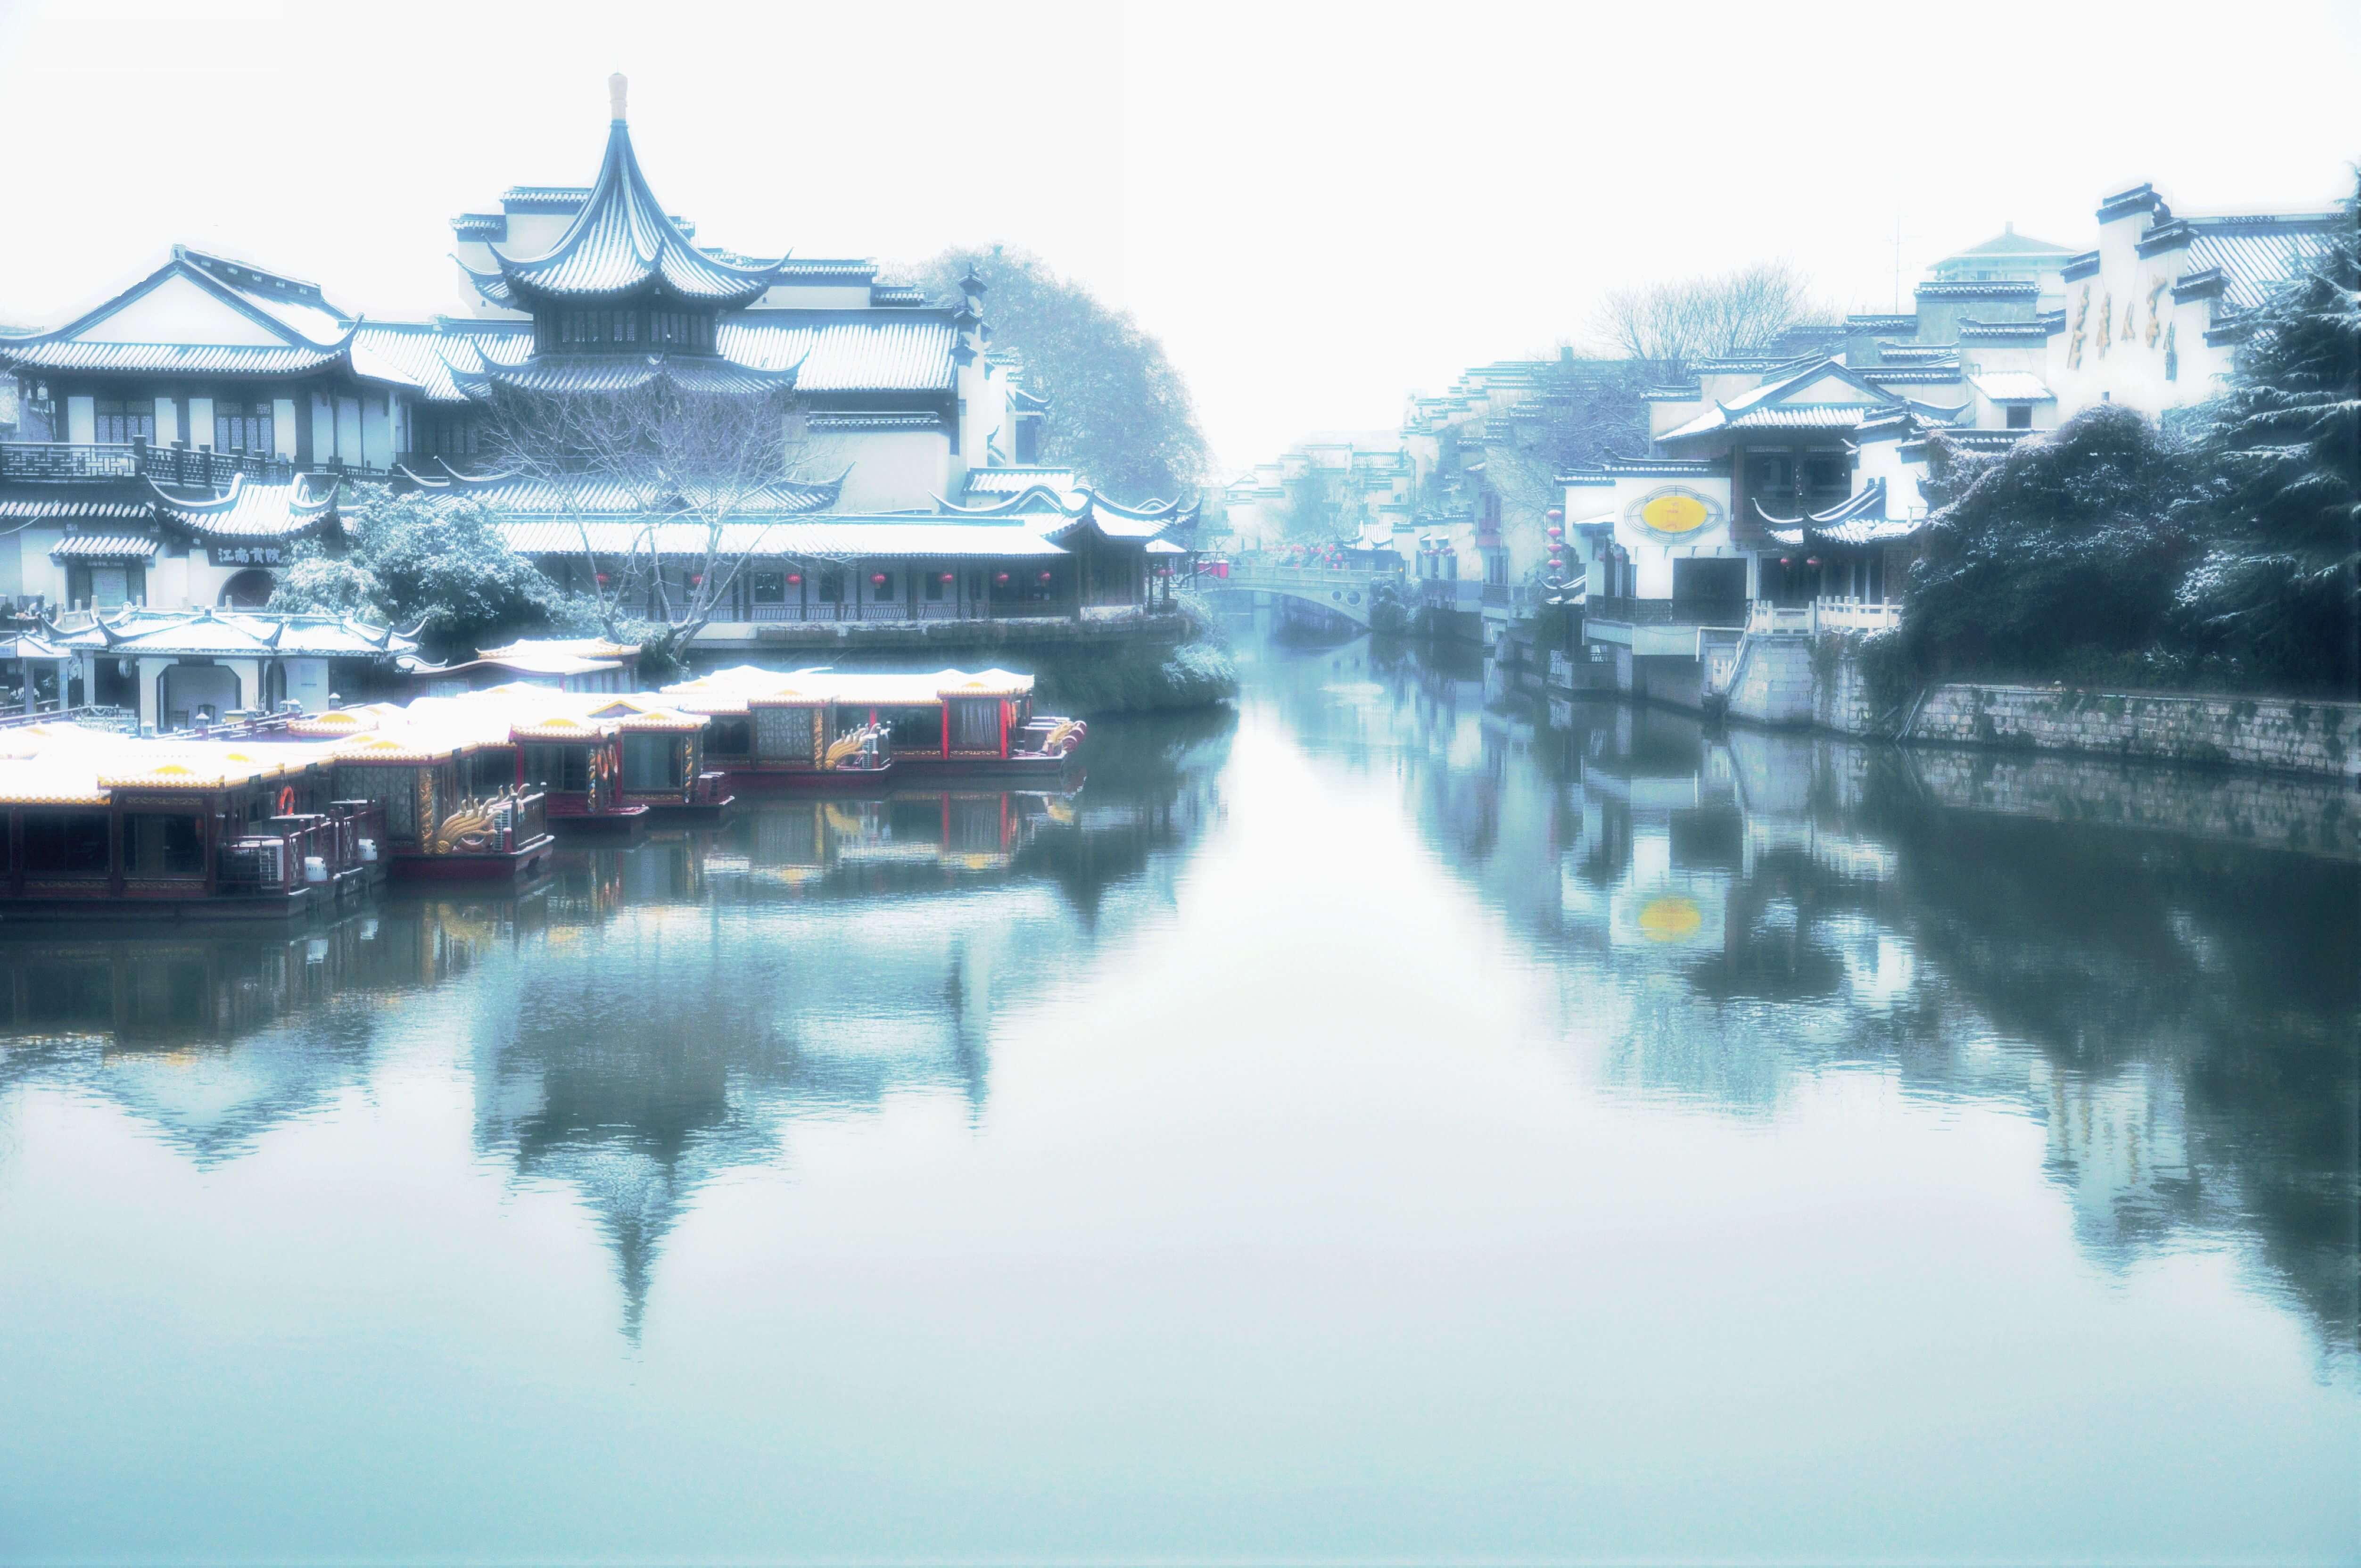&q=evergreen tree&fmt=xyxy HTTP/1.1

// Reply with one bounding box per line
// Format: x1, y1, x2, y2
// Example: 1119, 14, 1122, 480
2178, 181, 2361, 692
1905, 405, 2199, 677
909, 247, 1211, 504
271, 493, 582, 660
